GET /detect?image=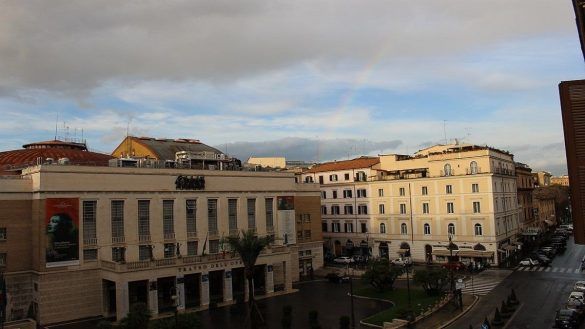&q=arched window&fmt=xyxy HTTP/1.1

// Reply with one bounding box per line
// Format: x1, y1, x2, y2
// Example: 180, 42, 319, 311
444, 164, 452, 176
400, 223, 408, 235
470, 161, 478, 174
447, 223, 455, 235
380, 223, 386, 234
423, 223, 431, 235
474, 223, 483, 236
305, 176, 313, 183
